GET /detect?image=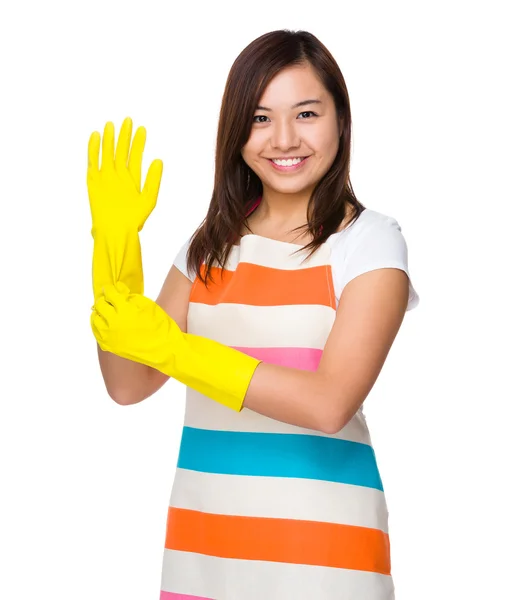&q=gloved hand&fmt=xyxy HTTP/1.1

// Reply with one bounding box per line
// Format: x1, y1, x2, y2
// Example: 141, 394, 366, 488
91, 283, 261, 411
87, 117, 163, 301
